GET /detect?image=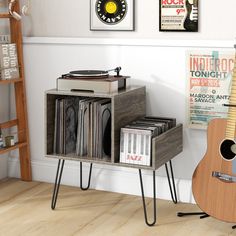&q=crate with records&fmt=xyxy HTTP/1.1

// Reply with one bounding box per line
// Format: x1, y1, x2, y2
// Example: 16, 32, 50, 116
119, 117, 183, 168
45, 86, 146, 164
